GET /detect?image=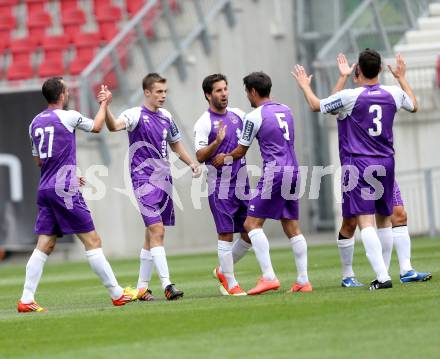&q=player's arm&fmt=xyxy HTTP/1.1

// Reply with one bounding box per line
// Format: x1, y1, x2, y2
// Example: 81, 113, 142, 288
89, 85, 112, 133
169, 141, 202, 177
388, 53, 418, 113
211, 144, 248, 168
195, 120, 226, 163
96, 86, 127, 132
291, 65, 321, 112
332, 53, 355, 94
